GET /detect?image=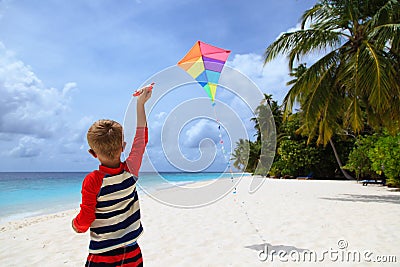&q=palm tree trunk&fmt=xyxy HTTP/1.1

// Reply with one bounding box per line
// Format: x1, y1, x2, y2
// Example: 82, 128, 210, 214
329, 139, 354, 180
